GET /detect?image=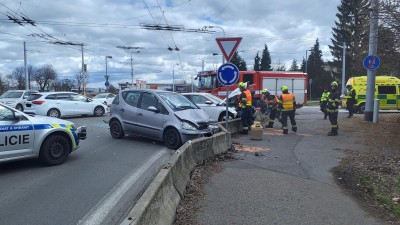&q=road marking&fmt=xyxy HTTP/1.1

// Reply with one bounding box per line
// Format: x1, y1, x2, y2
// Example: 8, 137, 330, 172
78, 149, 168, 225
